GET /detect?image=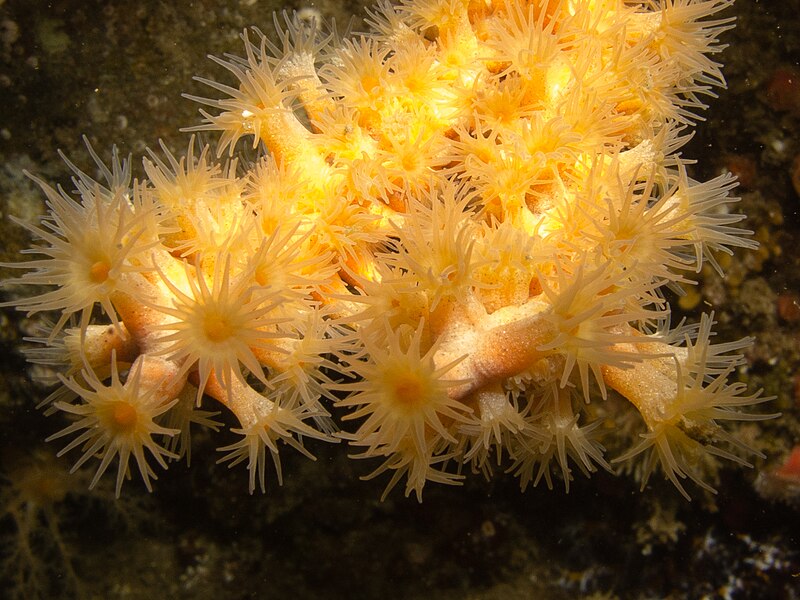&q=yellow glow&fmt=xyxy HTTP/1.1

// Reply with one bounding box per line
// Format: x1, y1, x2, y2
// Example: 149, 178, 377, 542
546, 60, 573, 105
